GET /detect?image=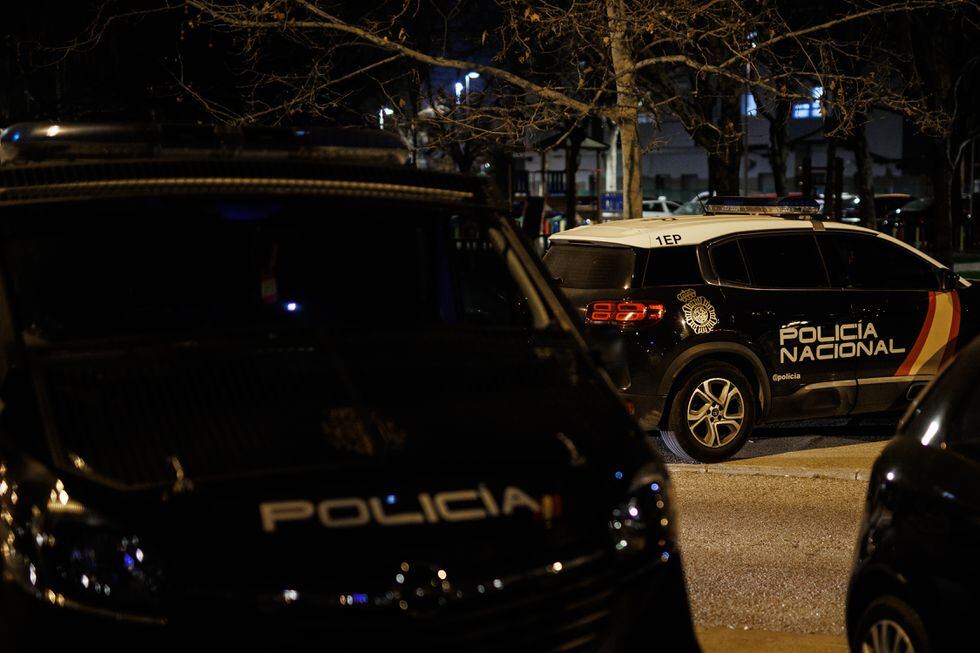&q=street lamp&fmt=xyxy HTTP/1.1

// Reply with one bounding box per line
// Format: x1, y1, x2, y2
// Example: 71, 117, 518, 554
454, 82, 464, 103
465, 71, 480, 96
378, 106, 394, 129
